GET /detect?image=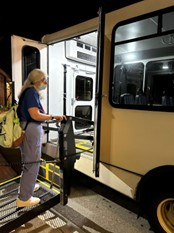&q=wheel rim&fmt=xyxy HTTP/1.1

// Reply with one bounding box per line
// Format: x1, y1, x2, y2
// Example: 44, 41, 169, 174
157, 198, 174, 233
